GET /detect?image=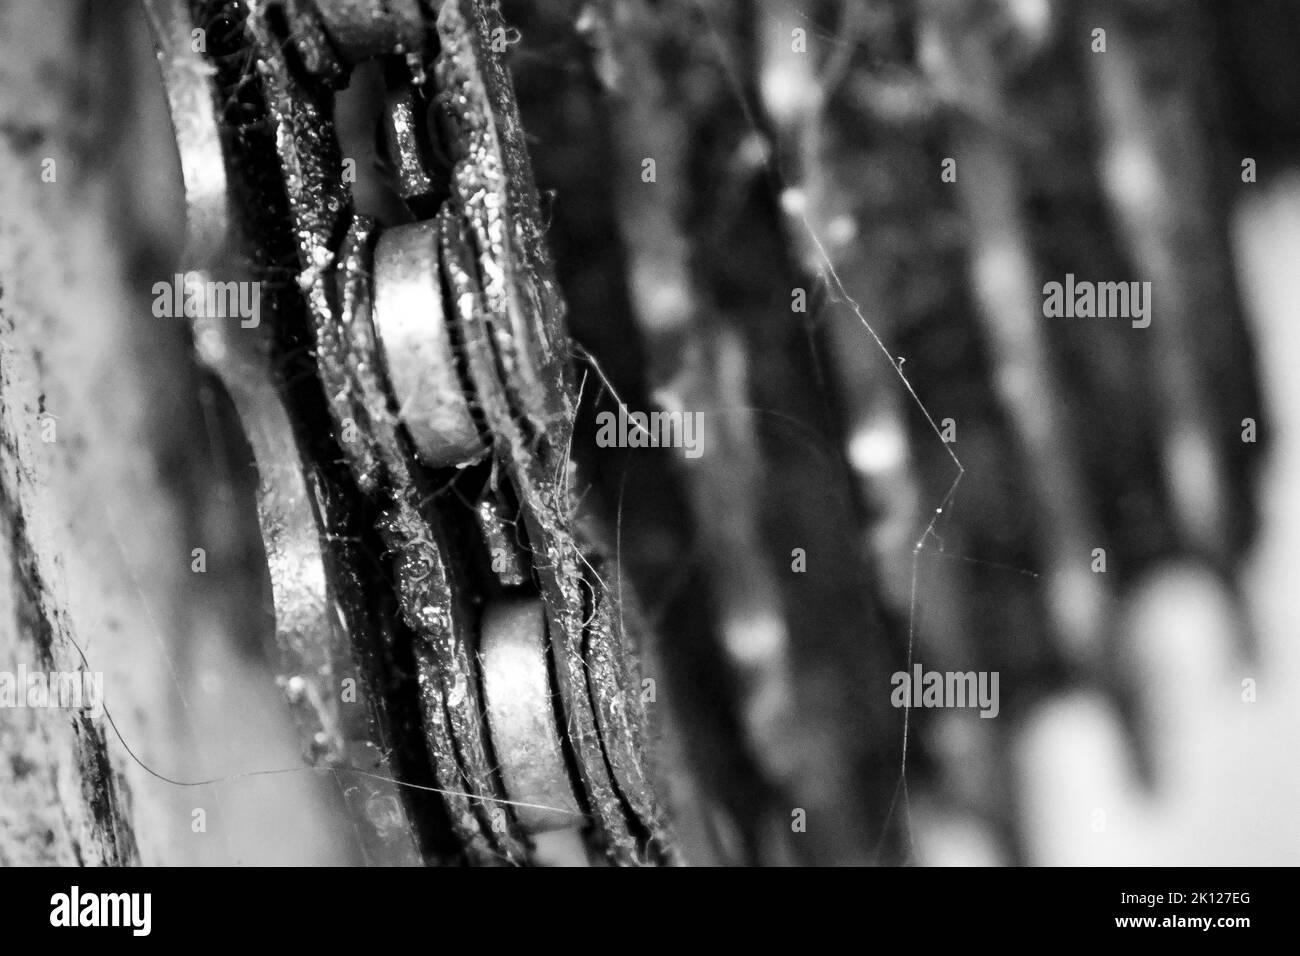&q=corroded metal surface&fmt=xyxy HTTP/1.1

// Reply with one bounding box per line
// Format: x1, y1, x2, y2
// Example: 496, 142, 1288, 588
143, 0, 423, 865
146, 0, 676, 866
435, 0, 675, 864
312, 0, 425, 64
